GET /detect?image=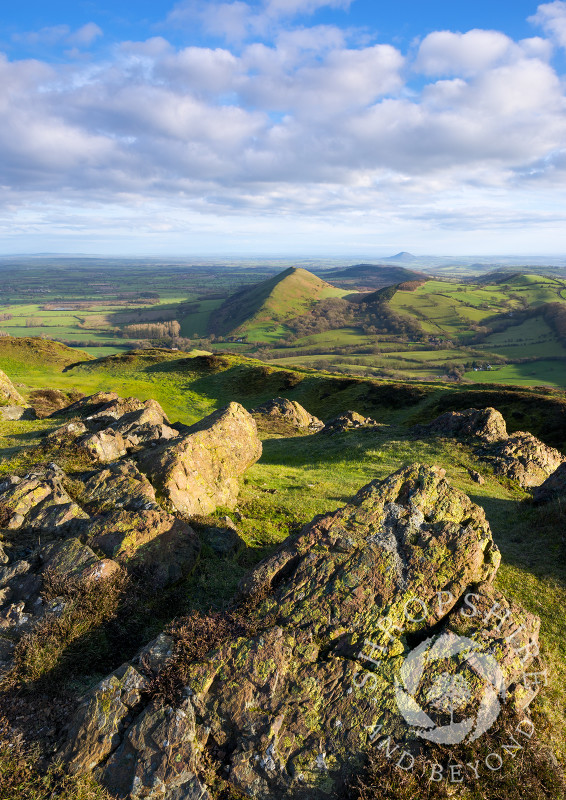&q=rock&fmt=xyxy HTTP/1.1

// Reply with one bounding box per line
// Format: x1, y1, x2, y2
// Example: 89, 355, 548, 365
0, 405, 28, 421
138, 402, 262, 516
62, 664, 148, 774
0, 369, 26, 407
533, 462, 566, 503
468, 468, 485, 485
0, 467, 88, 531
57, 390, 120, 418
45, 420, 88, 443
416, 407, 508, 443
78, 428, 127, 463
321, 410, 378, 434
134, 632, 175, 674
483, 431, 565, 488
0, 541, 9, 565
86, 509, 200, 587
80, 461, 157, 513
417, 408, 565, 488
252, 397, 323, 431
40, 538, 112, 581
85, 396, 146, 423
0, 635, 14, 667
63, 465, 543, 800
